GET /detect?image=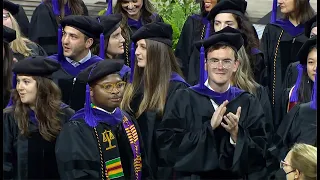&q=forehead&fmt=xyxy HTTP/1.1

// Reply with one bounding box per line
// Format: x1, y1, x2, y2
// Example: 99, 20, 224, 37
308, 47, 317, 57
284, 150, 292, 162
215, 13, 236, 21
3, 9, 9, 13
63, 26, 84, 36
17, 75, 34, 80
121, 0, 139, 3
98, 73, 122, 83
207, 47, 235, 59
136, 39, 146, 45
